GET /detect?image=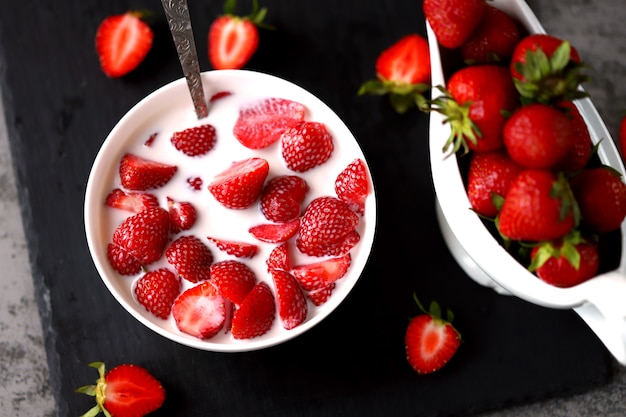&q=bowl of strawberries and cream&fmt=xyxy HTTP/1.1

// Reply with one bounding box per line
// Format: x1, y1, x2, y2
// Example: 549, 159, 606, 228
426, 0, 626, 365
84, 69, 376, 352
